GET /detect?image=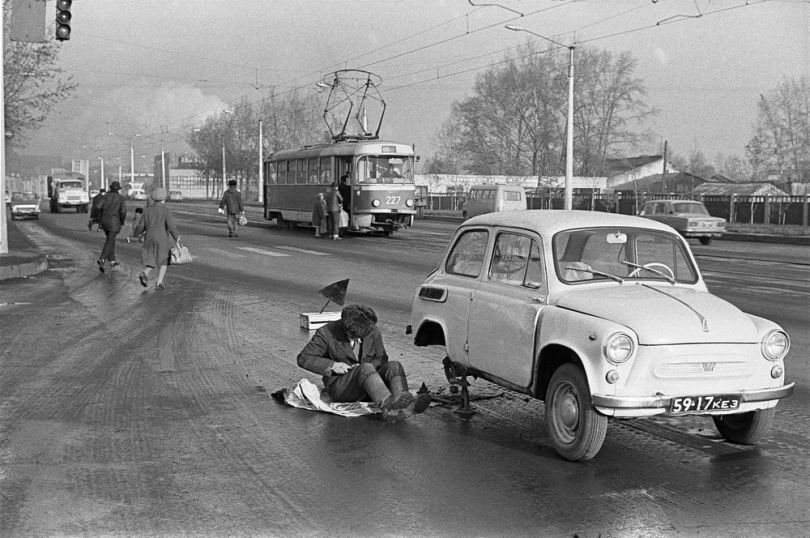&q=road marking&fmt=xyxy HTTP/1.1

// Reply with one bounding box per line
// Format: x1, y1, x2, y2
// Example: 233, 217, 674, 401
275, 246, 330, 256
207, 248, 246, 257
237, 247, 290, 257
